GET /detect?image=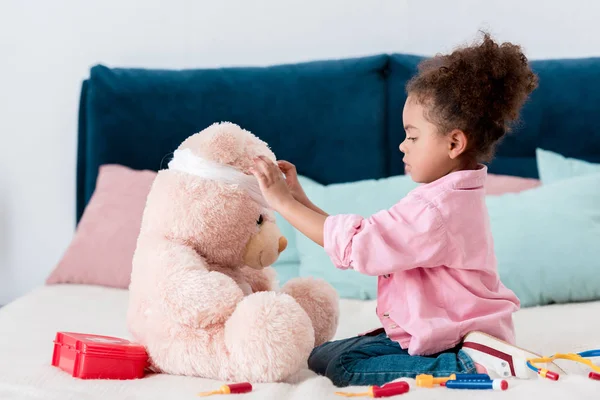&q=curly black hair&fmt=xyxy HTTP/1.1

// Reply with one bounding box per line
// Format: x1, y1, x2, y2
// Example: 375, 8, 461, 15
406, 32, 539, 162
